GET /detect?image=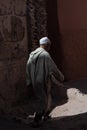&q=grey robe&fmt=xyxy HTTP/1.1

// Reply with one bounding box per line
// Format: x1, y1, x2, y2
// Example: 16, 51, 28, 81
26, 47, 64, 114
